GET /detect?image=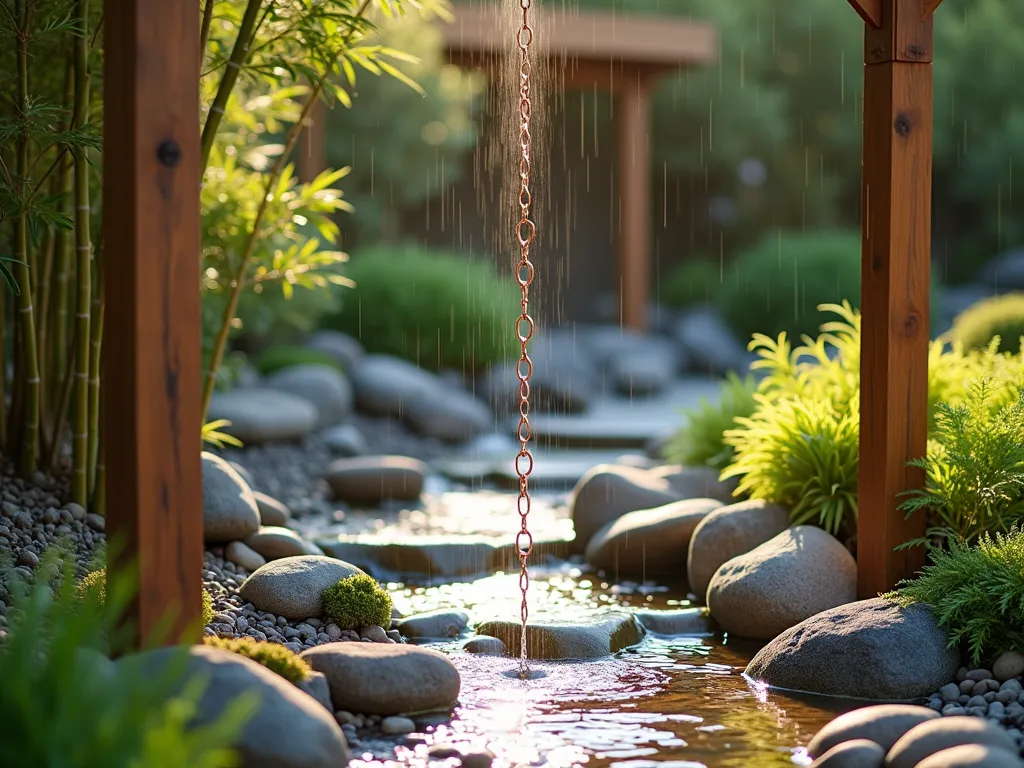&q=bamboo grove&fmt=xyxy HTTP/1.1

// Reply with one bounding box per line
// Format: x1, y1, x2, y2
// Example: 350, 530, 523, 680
0, 0, 440, 512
